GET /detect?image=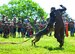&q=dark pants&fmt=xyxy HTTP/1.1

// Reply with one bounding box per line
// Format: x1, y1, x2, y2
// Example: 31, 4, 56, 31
70, 28, 74, 36
54, 24, 64, 47
3, 32, 9, 38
